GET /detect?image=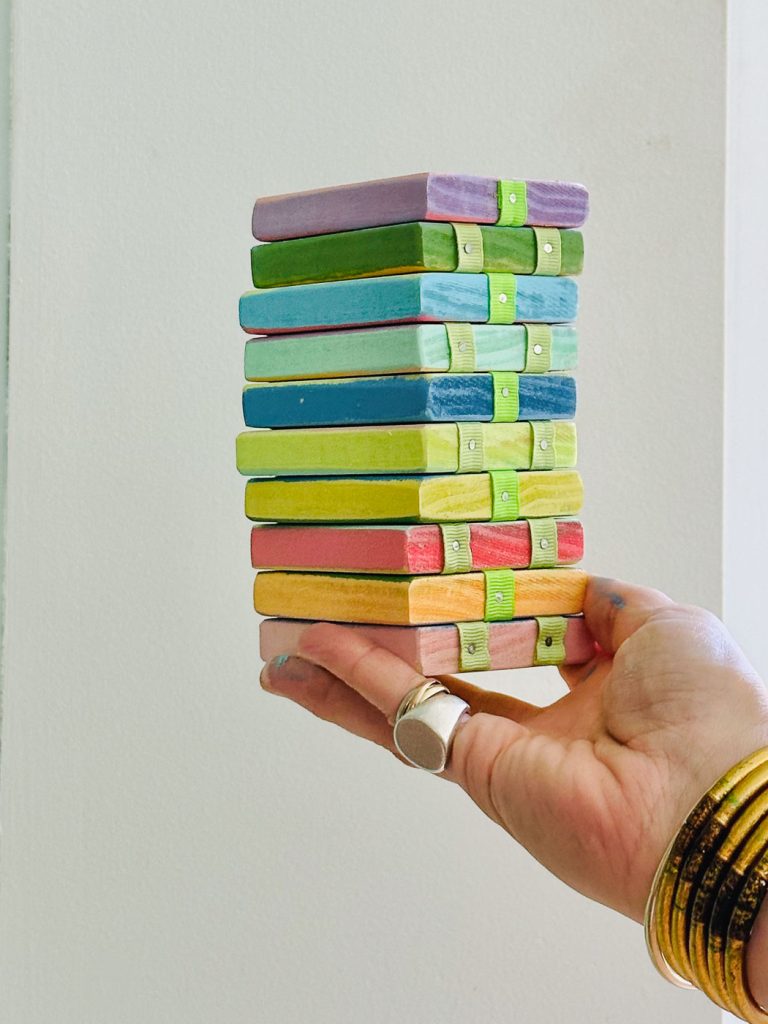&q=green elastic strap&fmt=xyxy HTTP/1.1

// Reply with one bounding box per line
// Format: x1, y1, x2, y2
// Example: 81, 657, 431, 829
496, 179, 528, 227
451, 222, 484, 273
523, 324, 553, 372
534, 616, 567, 665
456, 621, 491, 671
457, 422, 485, 473
484, 569, 516, 621
487, 273, 517, 324
440, 523, 472, 574
491, 371, 520, 422
531, 421, 556, 470
533, 227, 562, 276
528, 518, 558, 568
490, 470, 520, 521
445, 323, 477, 372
